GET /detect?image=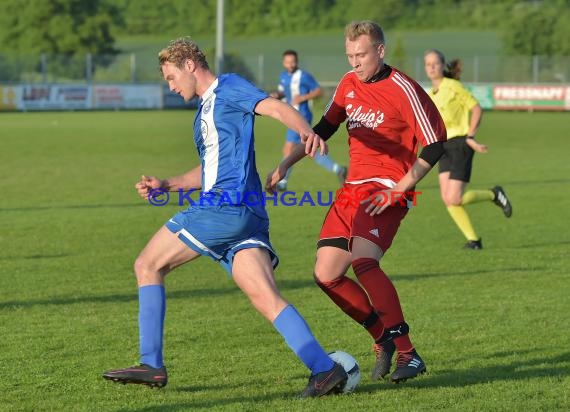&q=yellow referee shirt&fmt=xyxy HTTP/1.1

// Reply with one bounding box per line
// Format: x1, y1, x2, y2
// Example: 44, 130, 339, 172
427, 77, 478, 139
